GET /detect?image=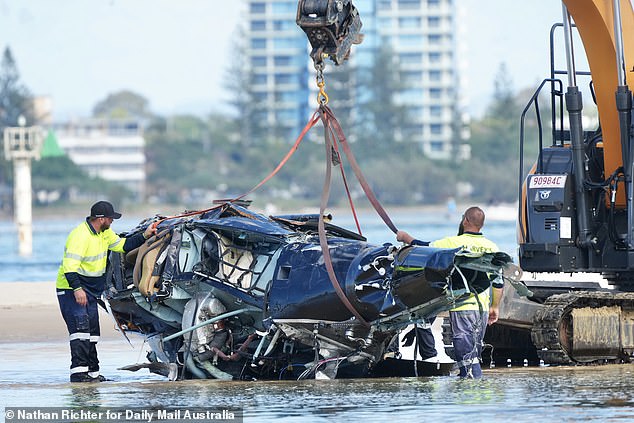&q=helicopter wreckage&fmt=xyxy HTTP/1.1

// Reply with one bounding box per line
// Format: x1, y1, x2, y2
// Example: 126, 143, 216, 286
103, 202, 527, 381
